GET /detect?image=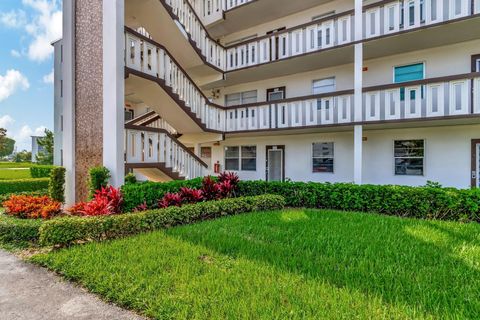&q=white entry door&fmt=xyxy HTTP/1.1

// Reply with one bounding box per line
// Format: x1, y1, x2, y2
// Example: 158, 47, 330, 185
477, 143, 480, 188
472, 140, 480, 188
266, 146, 284, 182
